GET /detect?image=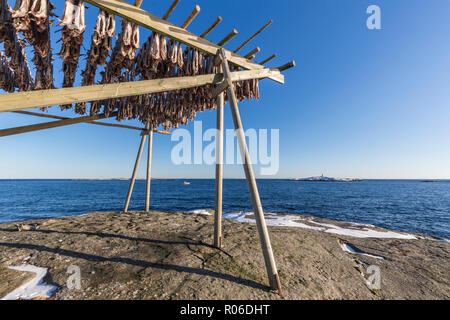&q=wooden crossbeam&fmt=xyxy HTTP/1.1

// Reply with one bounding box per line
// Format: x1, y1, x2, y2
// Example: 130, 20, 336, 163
234, 20, 273, 53
0, 113, 117, 137
244, 47, 260, 59
181, 5, 200, 29
84, 0, 283, 83
11, 111, 171, 135
218, 29, 238, 47
200, 16, 222, 38
259, 54, 277, 65
162, 0, 180, 20
0, 68, 284, 113
276, 61, 296, 72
